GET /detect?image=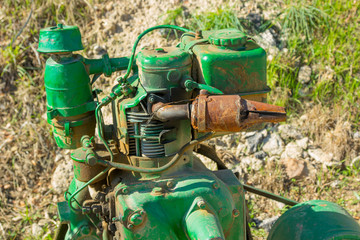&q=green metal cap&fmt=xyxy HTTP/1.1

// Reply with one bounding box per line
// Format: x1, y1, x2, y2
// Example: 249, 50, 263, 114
208, 29, 247, 48
38, 24, 84, 53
